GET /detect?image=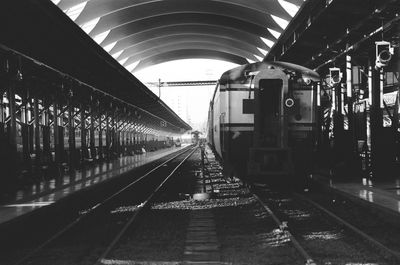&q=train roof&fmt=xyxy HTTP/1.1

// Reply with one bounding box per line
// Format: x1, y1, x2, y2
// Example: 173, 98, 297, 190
219, 61, 320, 85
